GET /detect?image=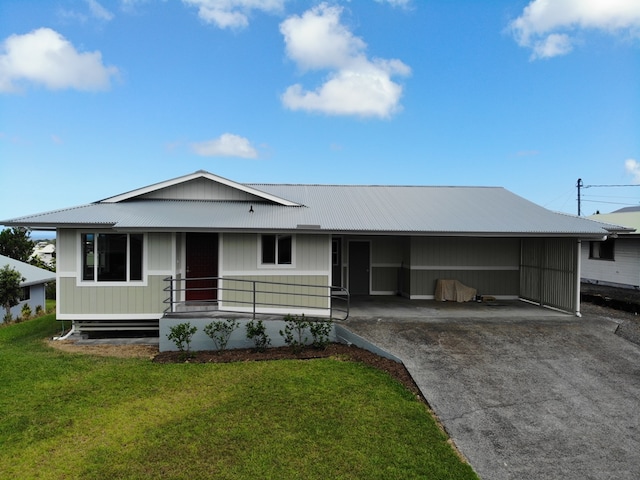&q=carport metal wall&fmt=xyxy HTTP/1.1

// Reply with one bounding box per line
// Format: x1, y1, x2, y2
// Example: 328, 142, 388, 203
520, 238, 578, 313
